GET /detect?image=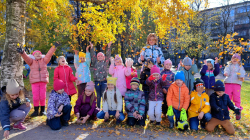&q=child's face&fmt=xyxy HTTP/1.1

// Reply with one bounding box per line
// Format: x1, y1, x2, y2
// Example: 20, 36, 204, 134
216, 91, 224, 96
115, 60, 122, 66
153, 73, 160, 80
59, 57, 66, 66
56, 89, 64, 94
184, 65, 191, 71
107, 83, 115, 90
149, 37, 156, 46
97, 55, 105, 61
85, 90, 93, 96
175, 79, 183, 87
232, 57, 239, 64
207, 63, 213, 70
79, 57, 85, 63
147, 63, 153, 69
131, 84, 139, 90
9, 93, 19, 100
34, 52, 42, 60
164, 63, 172, 70
196, 84, 204, 94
